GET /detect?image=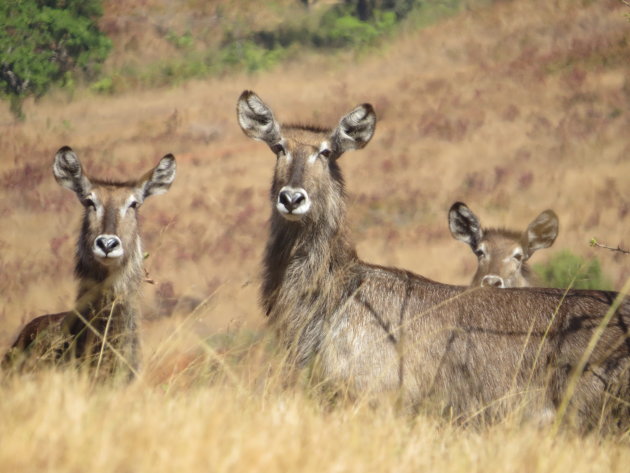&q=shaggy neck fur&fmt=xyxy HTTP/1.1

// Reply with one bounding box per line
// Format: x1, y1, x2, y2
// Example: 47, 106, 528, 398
69, 216, 144, 372
262, 168, 360, 365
